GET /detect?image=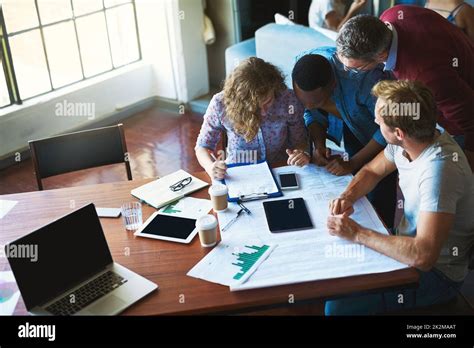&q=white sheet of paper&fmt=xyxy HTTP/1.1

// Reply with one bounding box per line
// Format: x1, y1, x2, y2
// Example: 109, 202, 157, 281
0, 200, 17, 219
187, 240, 276, 287
225, 162, 278, 198
190, 164, 407, 291
0, 271, 21, 315
158, 197, 212, 219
